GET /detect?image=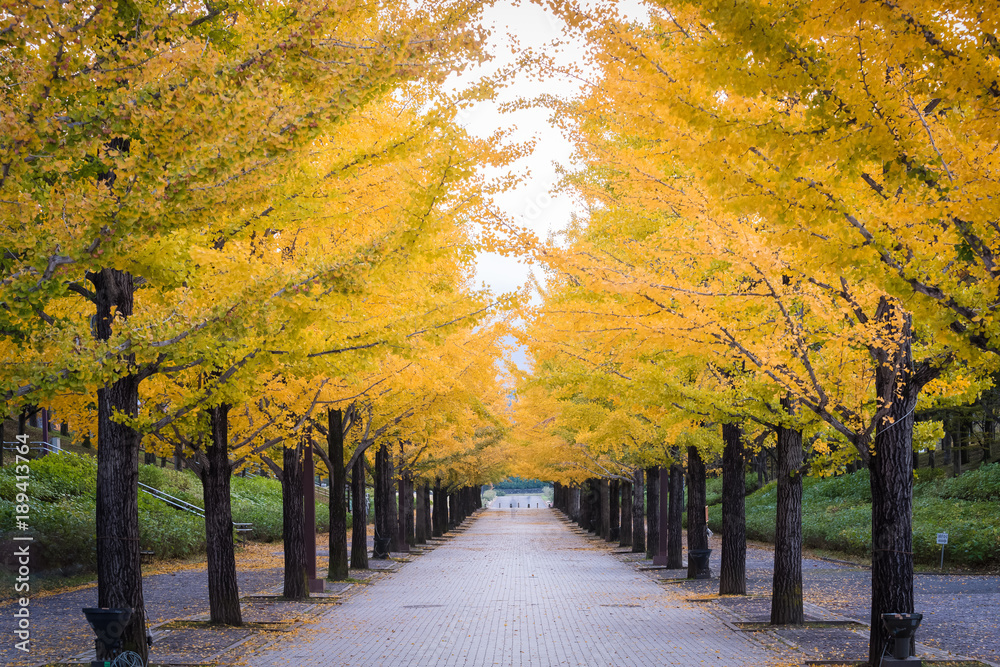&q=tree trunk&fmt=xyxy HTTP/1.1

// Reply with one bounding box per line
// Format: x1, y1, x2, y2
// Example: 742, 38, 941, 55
771, 422, 804, 625
281, 438, 308, 599
386, 452, 398, 549
422, 485, 432, 539
631, 469, 645, 553
655, 466, 669, 565
619, 481, 632, 547
399, 473, 414, 549
569, 485, 581, 523
396, 473, 406, 549
686, 446, 708, 579
350, 455, 368, 569
667, 462, 684, 569
578, 481, 589, 528
203, 404, 242, 625
373, 443, 391, 557
599, 478, 611, 540
91, 268, 148, 663
585, 479, 599, 532
609, 479, 620, 543
720, 422, 747, 595
948, 429, 962, 477
645, 466, 659, 560
327, 409, 349, 581
756, 448, 767, 488
865, 300, 932, 666
415, 482, 428, 544
432, 479, 444, 537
